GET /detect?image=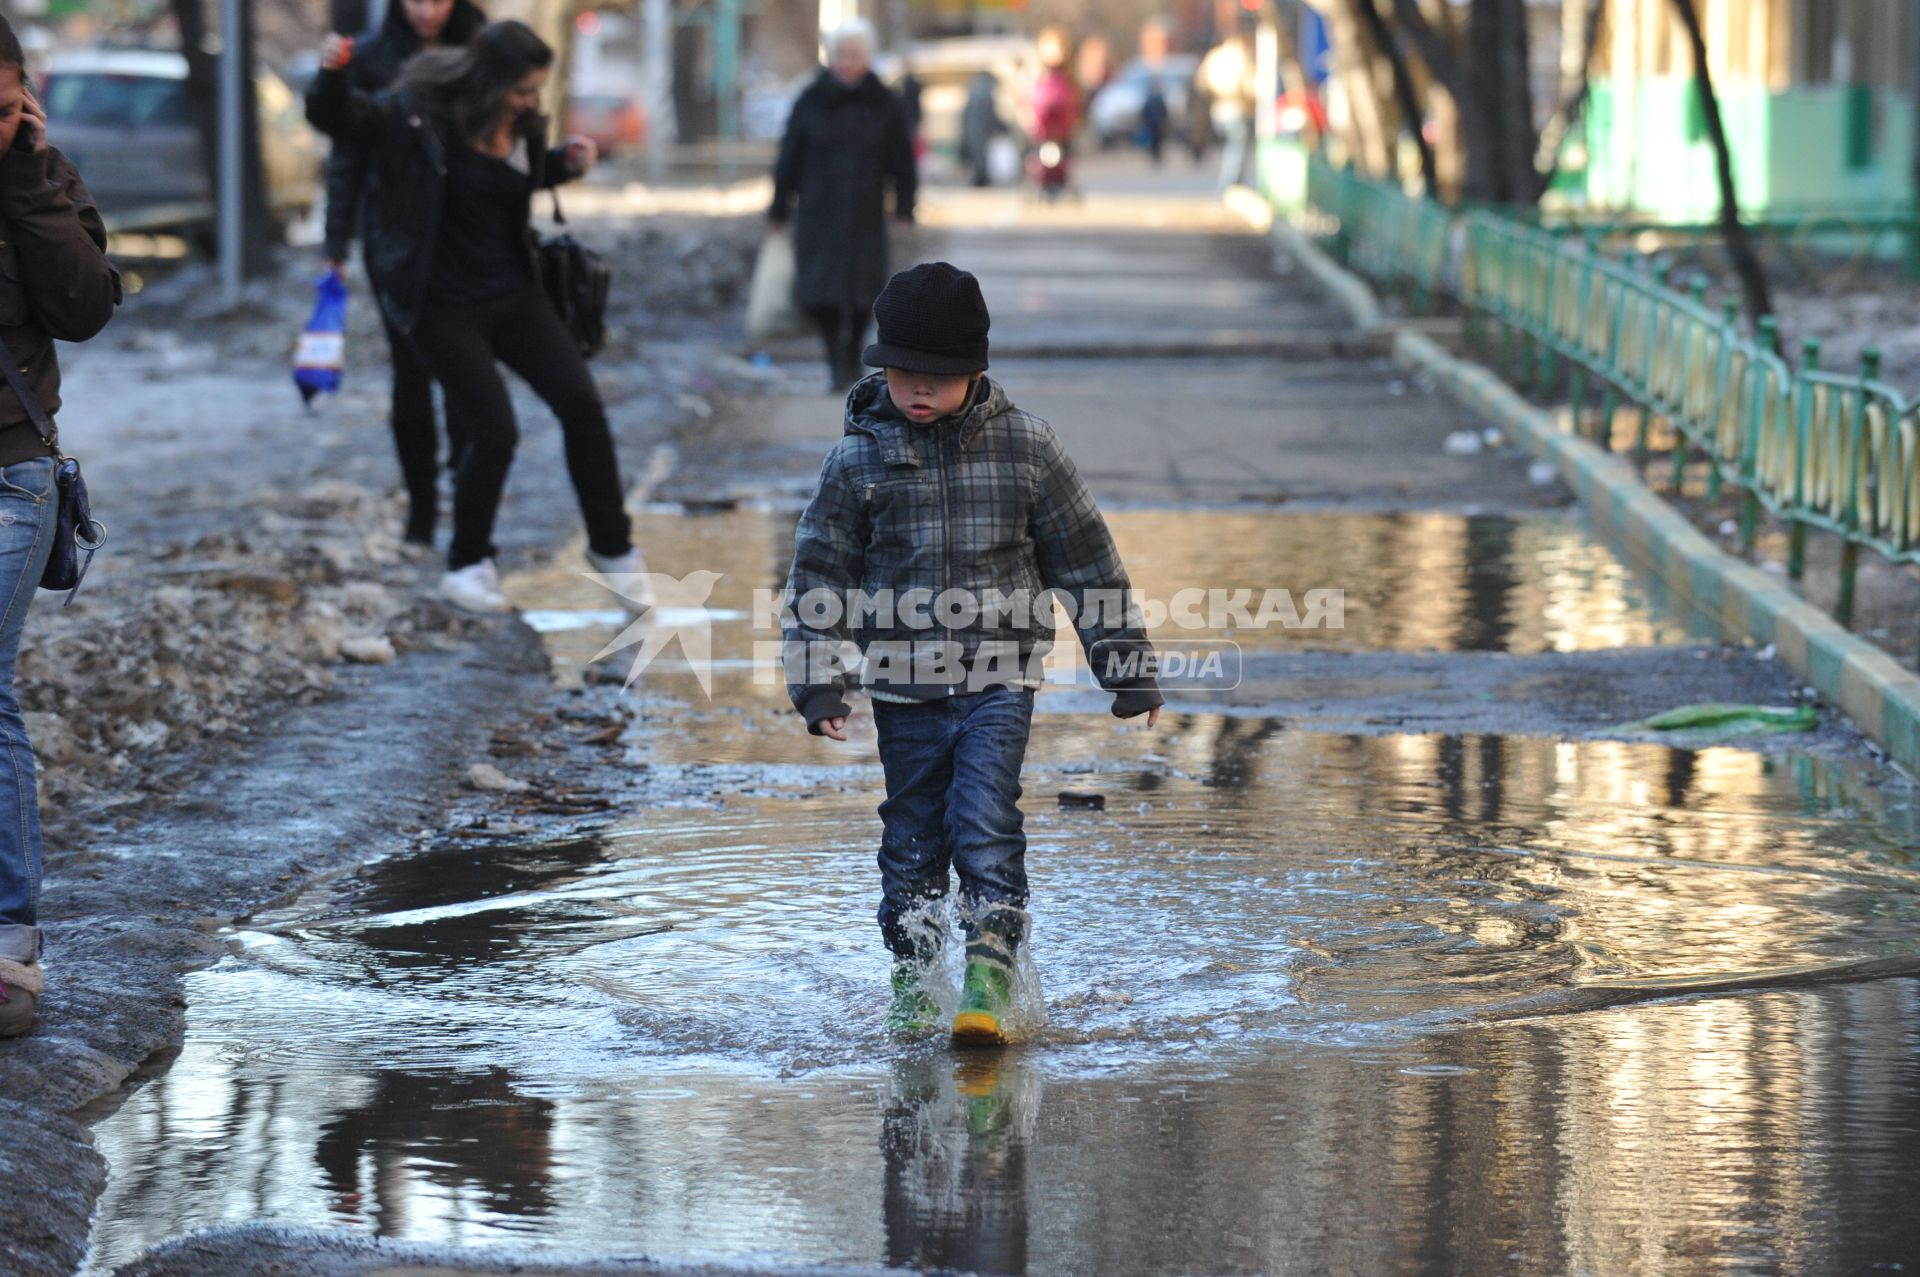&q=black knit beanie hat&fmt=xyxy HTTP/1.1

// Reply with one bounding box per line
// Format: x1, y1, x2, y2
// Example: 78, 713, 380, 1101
863, 262, 991, 375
